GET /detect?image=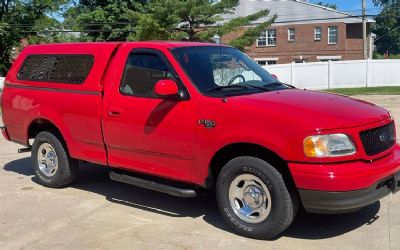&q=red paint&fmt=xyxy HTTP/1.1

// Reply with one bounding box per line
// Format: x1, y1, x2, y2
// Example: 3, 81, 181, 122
289, 144, 400, 191
154, 80, 179, 97
1, 127, 10, 141
1, 41, 399, 194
